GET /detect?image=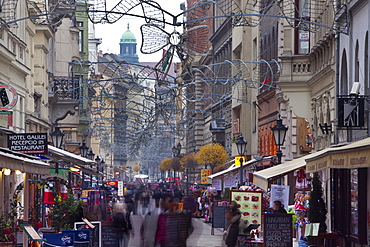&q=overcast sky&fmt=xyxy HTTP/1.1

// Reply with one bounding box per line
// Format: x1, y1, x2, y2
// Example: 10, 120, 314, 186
94, 0, 185, 62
